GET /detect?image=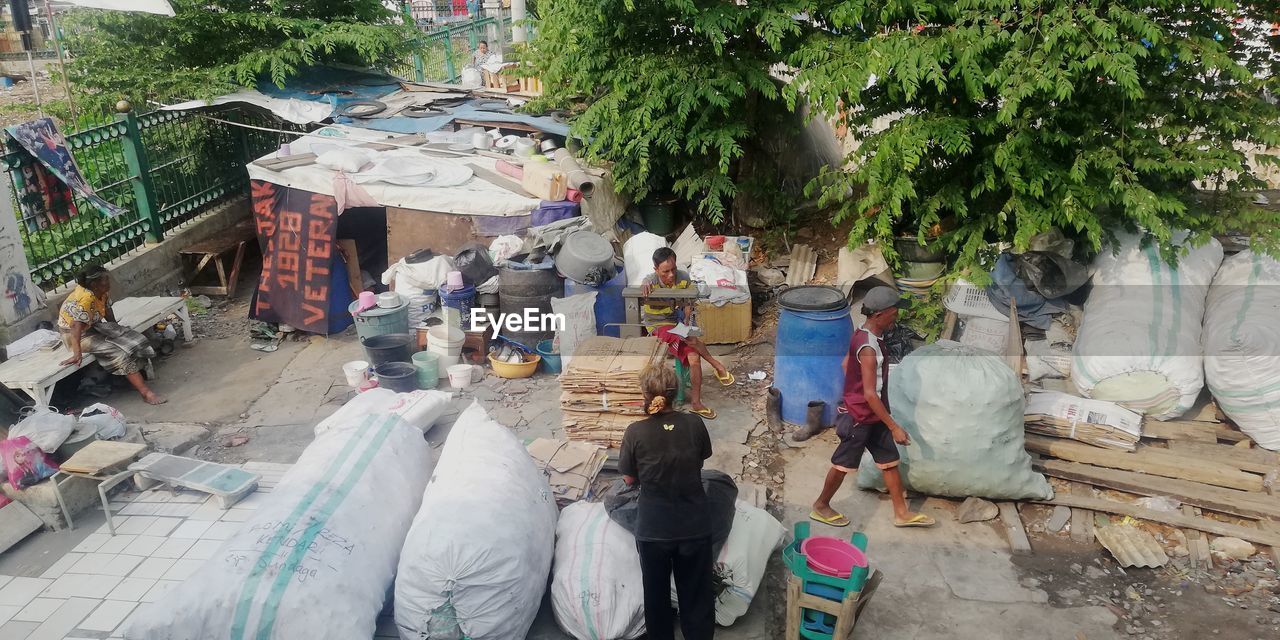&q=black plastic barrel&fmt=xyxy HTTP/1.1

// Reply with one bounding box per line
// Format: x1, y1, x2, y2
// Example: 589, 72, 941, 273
498, 262, 564, 347
361, 333, 414, 368
374, 362, 418, 392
